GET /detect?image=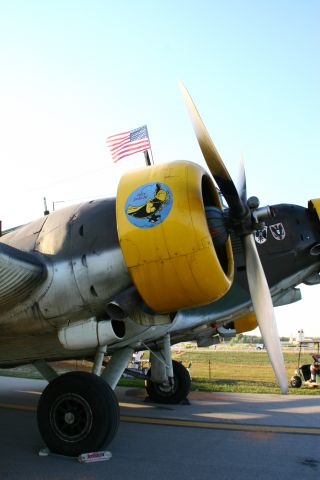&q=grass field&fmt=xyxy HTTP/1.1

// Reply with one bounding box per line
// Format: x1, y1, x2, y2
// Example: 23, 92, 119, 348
172, 349, 320, 395
0, 348, 319, 395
